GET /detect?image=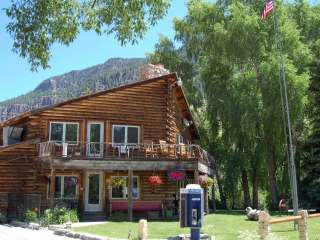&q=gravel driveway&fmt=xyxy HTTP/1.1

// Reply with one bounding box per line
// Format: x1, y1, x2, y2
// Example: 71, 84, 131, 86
0, 224, 74, 240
